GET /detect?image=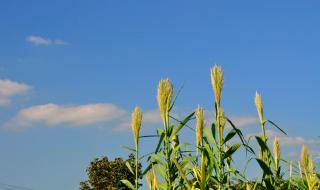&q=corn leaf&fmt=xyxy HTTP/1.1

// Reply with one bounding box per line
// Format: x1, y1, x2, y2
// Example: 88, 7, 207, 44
266, 120, 287, 135
223, 143, 240, 160
223, 129, 236, 145
171, 112, 195, 137
256, 158, 273, 176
